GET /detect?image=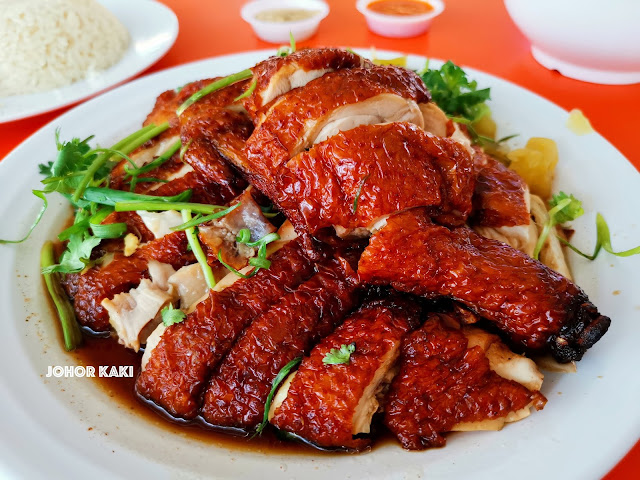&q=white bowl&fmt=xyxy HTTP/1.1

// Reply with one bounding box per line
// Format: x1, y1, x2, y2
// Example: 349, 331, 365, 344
356, 0, 444, 38
504, 0, 640, 85
241, 0, 329, 44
